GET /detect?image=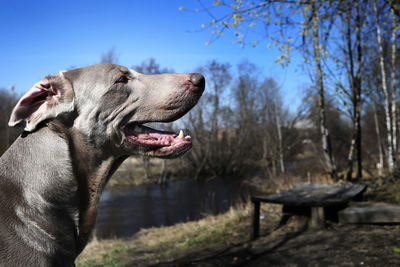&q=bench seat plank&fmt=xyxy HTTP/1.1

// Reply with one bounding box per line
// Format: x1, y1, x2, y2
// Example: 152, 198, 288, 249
252, 183, 367, 207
